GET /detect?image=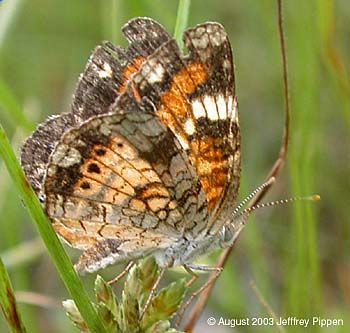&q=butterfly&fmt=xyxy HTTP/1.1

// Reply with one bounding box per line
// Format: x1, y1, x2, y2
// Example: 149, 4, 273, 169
21, 17, 249, 301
